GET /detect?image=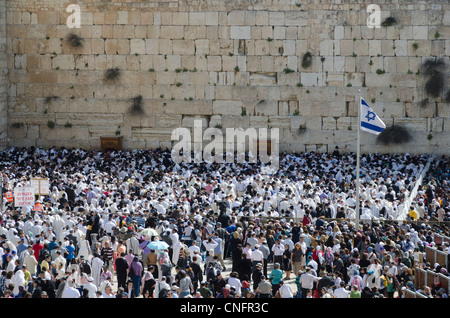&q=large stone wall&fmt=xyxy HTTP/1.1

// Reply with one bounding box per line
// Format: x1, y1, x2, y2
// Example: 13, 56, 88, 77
4, 0, 450, 155
0, 0, 7, 148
